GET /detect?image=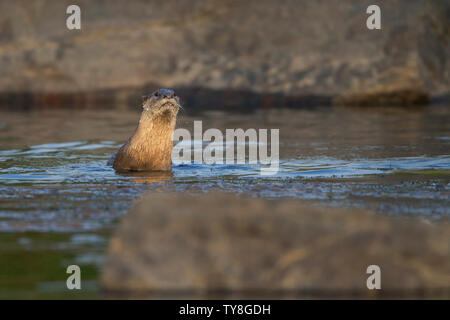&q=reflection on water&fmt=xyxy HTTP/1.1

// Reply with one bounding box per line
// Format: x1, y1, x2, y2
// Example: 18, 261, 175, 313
116, 170, 174, 184
0, 105, 449, 298
0, 106, 449, 231
1, 139, 449, 183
